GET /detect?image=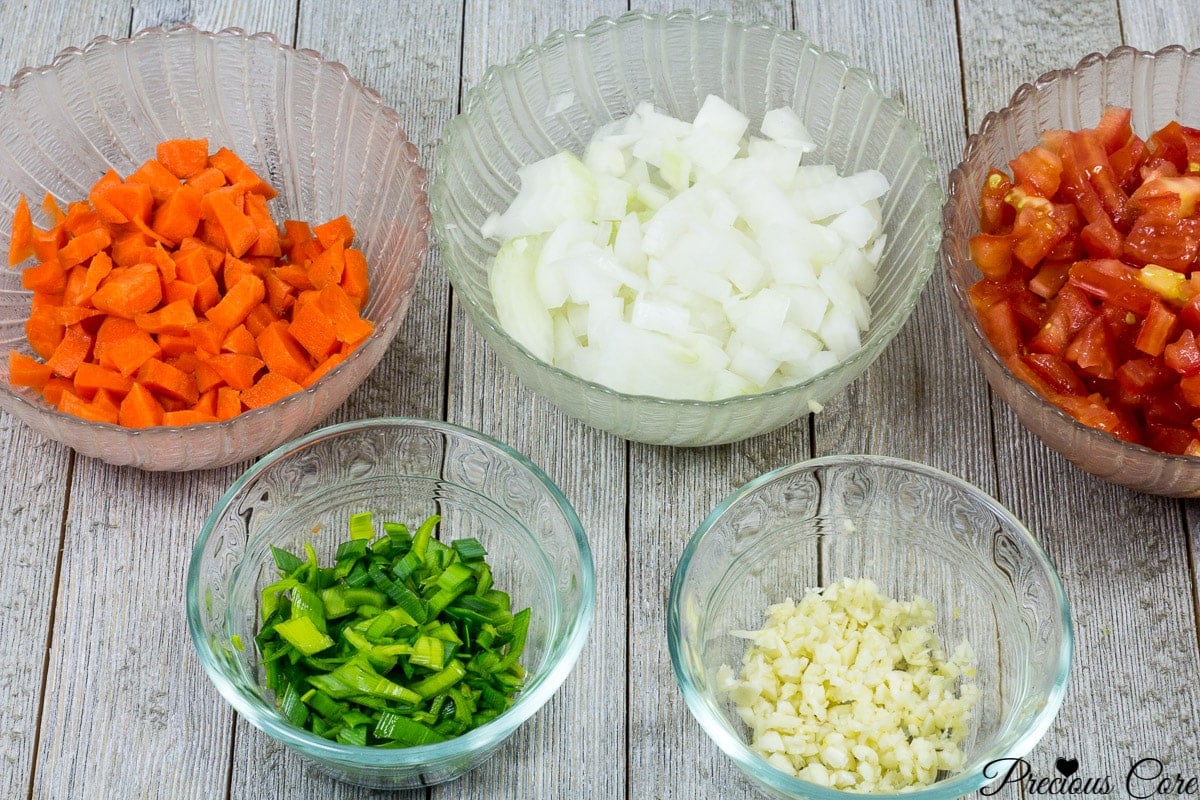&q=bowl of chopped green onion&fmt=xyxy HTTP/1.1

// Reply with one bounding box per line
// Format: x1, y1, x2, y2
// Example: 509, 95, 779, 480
186, 417, 594, 789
